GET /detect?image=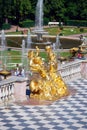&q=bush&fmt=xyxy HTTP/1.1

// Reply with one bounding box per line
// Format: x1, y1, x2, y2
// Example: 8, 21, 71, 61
8, 48, 11, 51
44, 17, 49, 25
59, 33, 63, 36
66, 20, 87, 27
2, 23, 11, 30
19, 19, 34, 27
79, 28, 84, 32
59, 26, 63, 30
